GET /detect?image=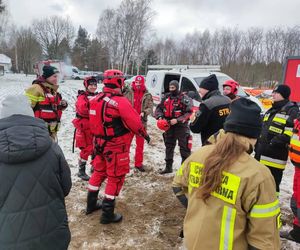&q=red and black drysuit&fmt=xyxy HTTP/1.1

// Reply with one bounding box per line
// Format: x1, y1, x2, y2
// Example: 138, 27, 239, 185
155, 92, 192, 166
72, 90, 96, 161
88, 87, 148, 198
